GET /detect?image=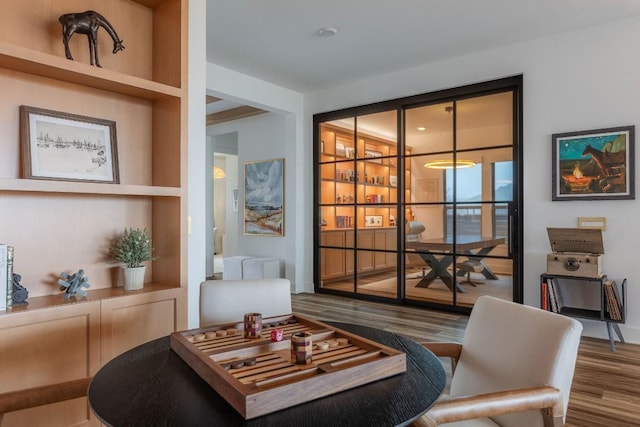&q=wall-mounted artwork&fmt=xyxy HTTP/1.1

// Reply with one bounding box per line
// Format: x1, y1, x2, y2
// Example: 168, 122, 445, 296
244, 158, 284, 236
20, 106, 119, 183
364, 215, 383, 227
552, 126, 634, 201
